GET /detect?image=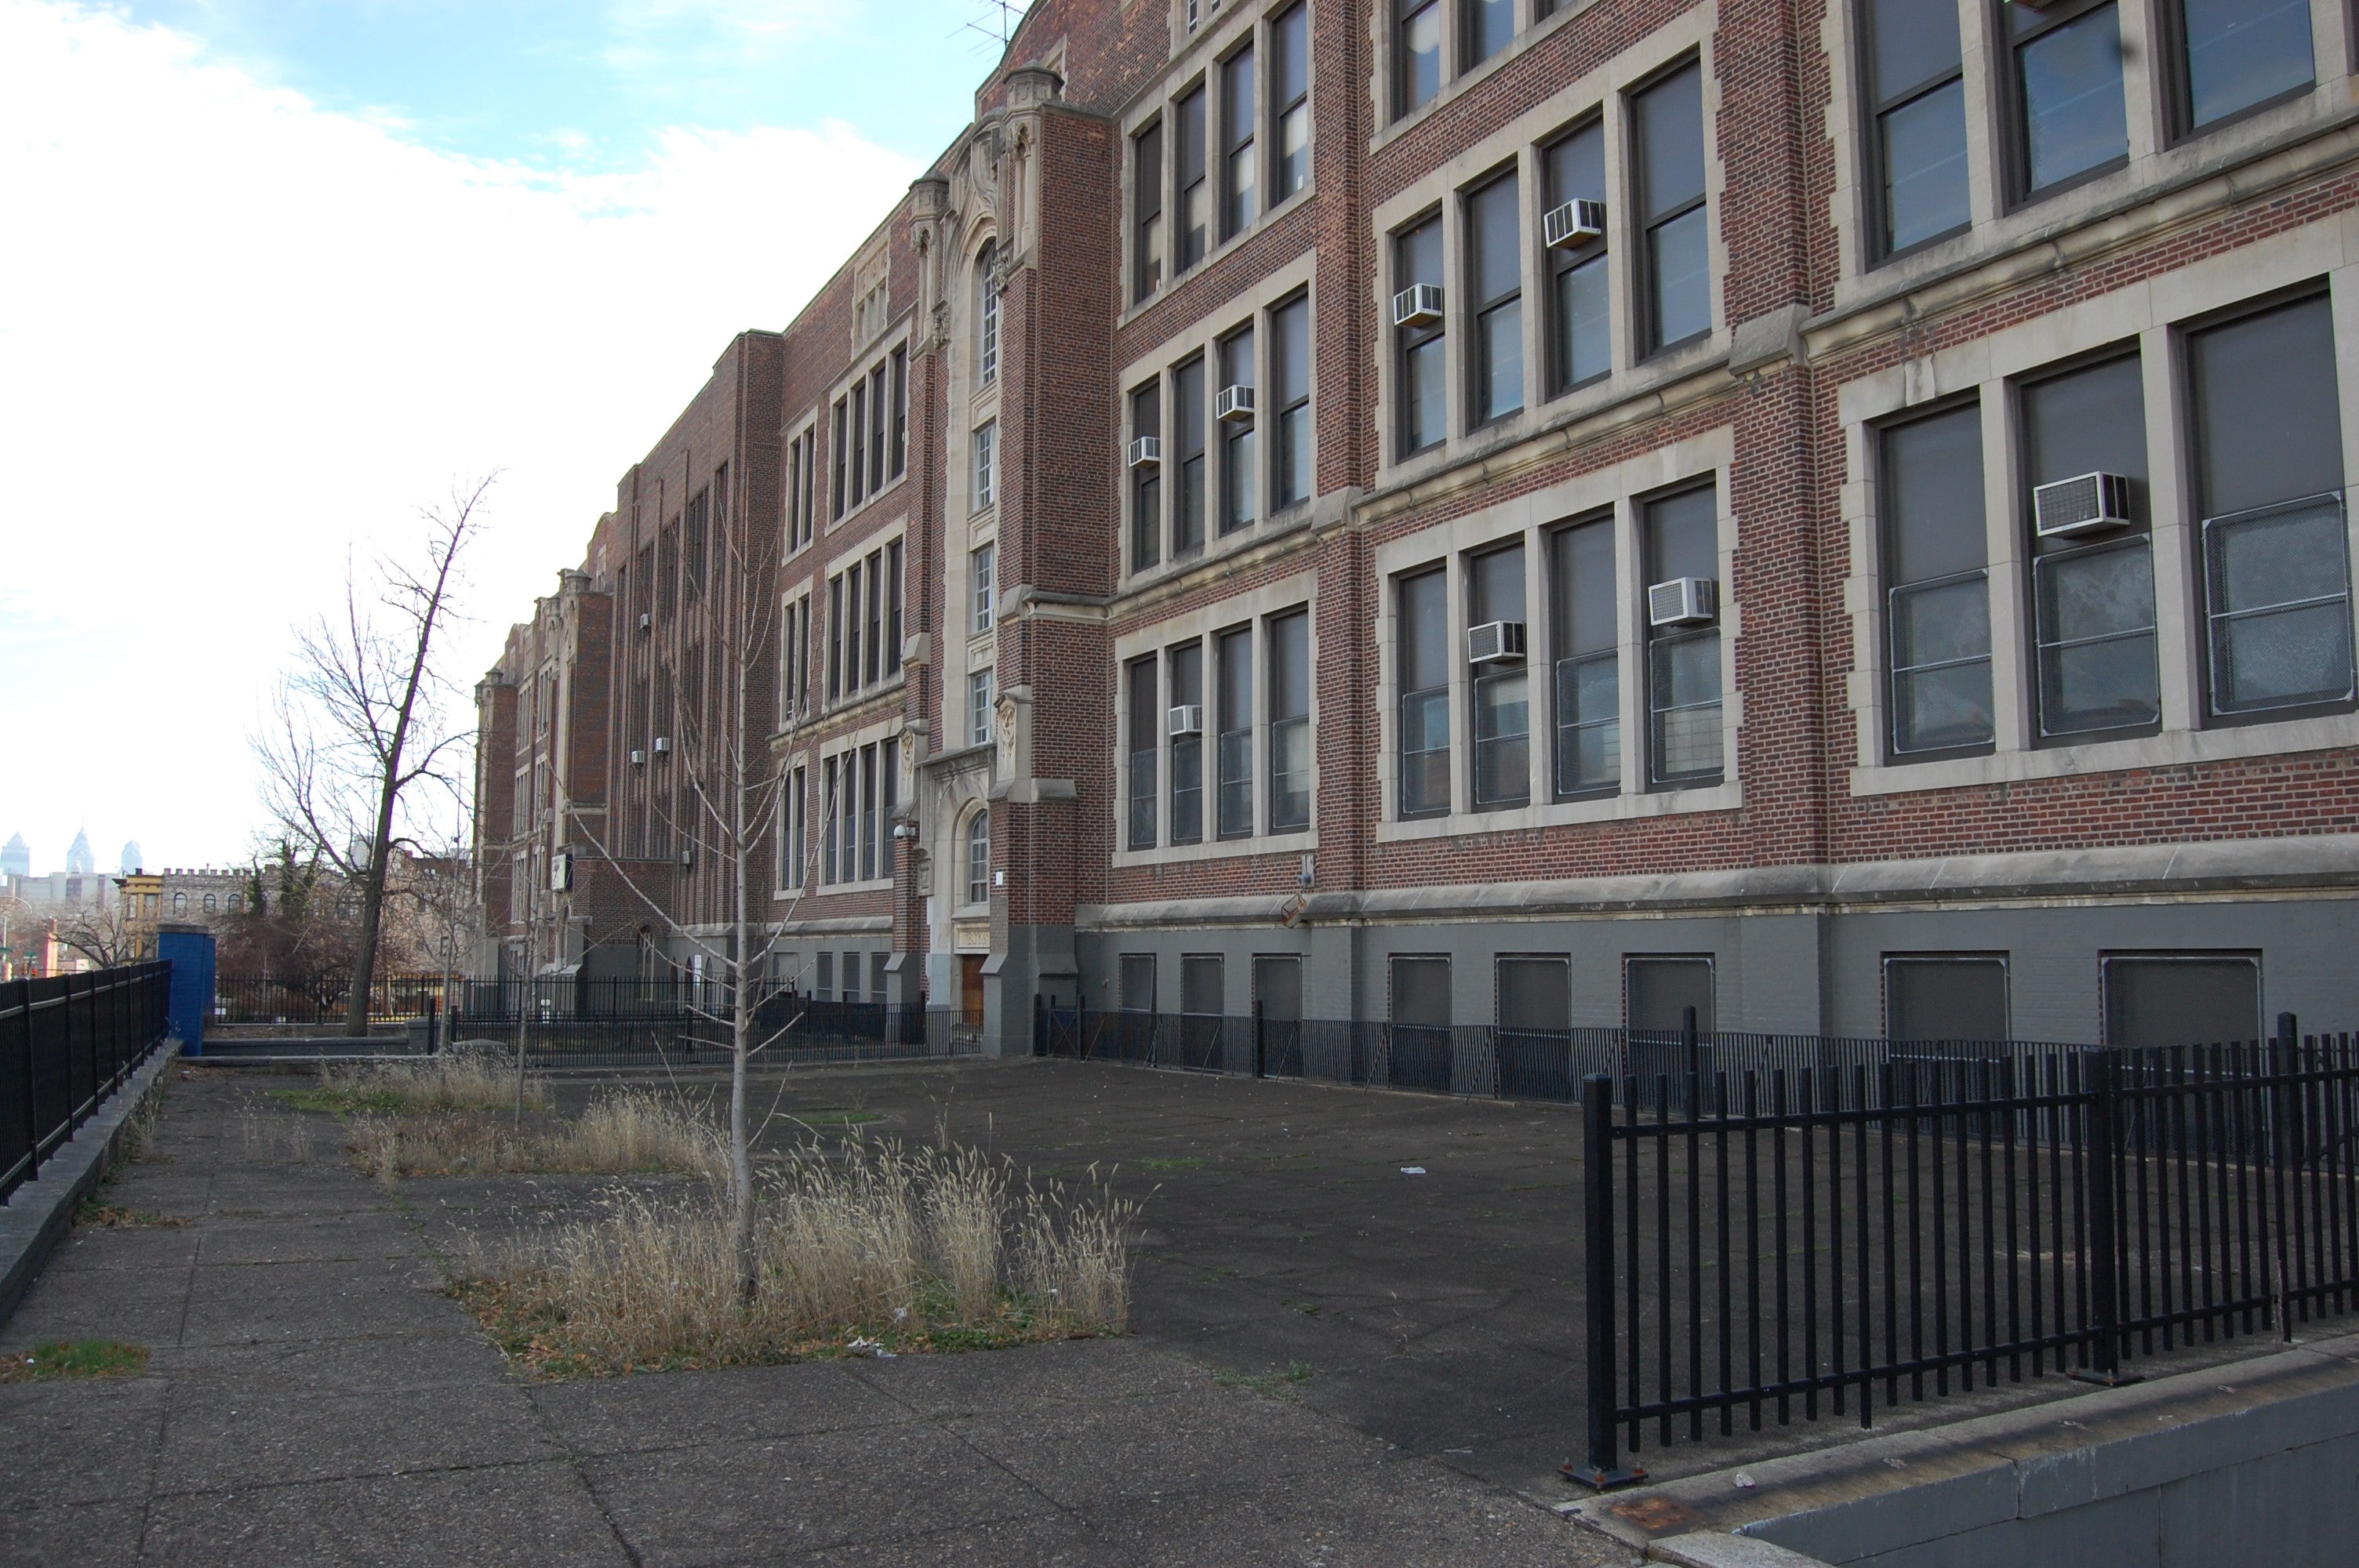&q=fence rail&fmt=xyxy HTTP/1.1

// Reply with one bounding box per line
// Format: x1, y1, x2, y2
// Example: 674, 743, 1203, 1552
1571, 1016, 2359, 1485
211, 975, 453, 1026
0, 963, 173, 1205
445, 992, 980, 1070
